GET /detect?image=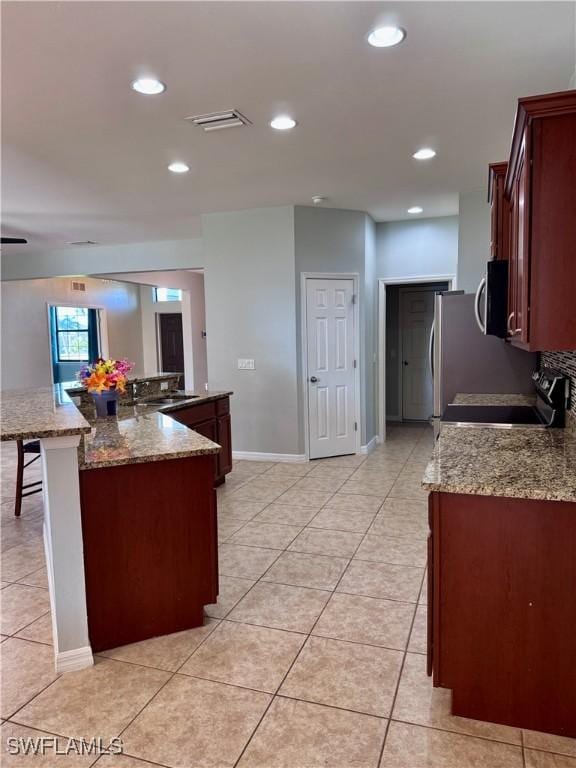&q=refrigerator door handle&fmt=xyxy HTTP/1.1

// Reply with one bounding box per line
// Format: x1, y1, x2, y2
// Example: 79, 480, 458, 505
474, 277, 486, 334
428, 324, 434, 379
